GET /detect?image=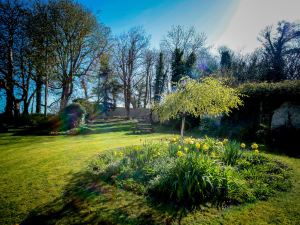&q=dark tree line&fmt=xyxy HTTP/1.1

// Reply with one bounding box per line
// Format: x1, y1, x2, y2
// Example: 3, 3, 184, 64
218, 21, 300, 83
0, 0, 299, 121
